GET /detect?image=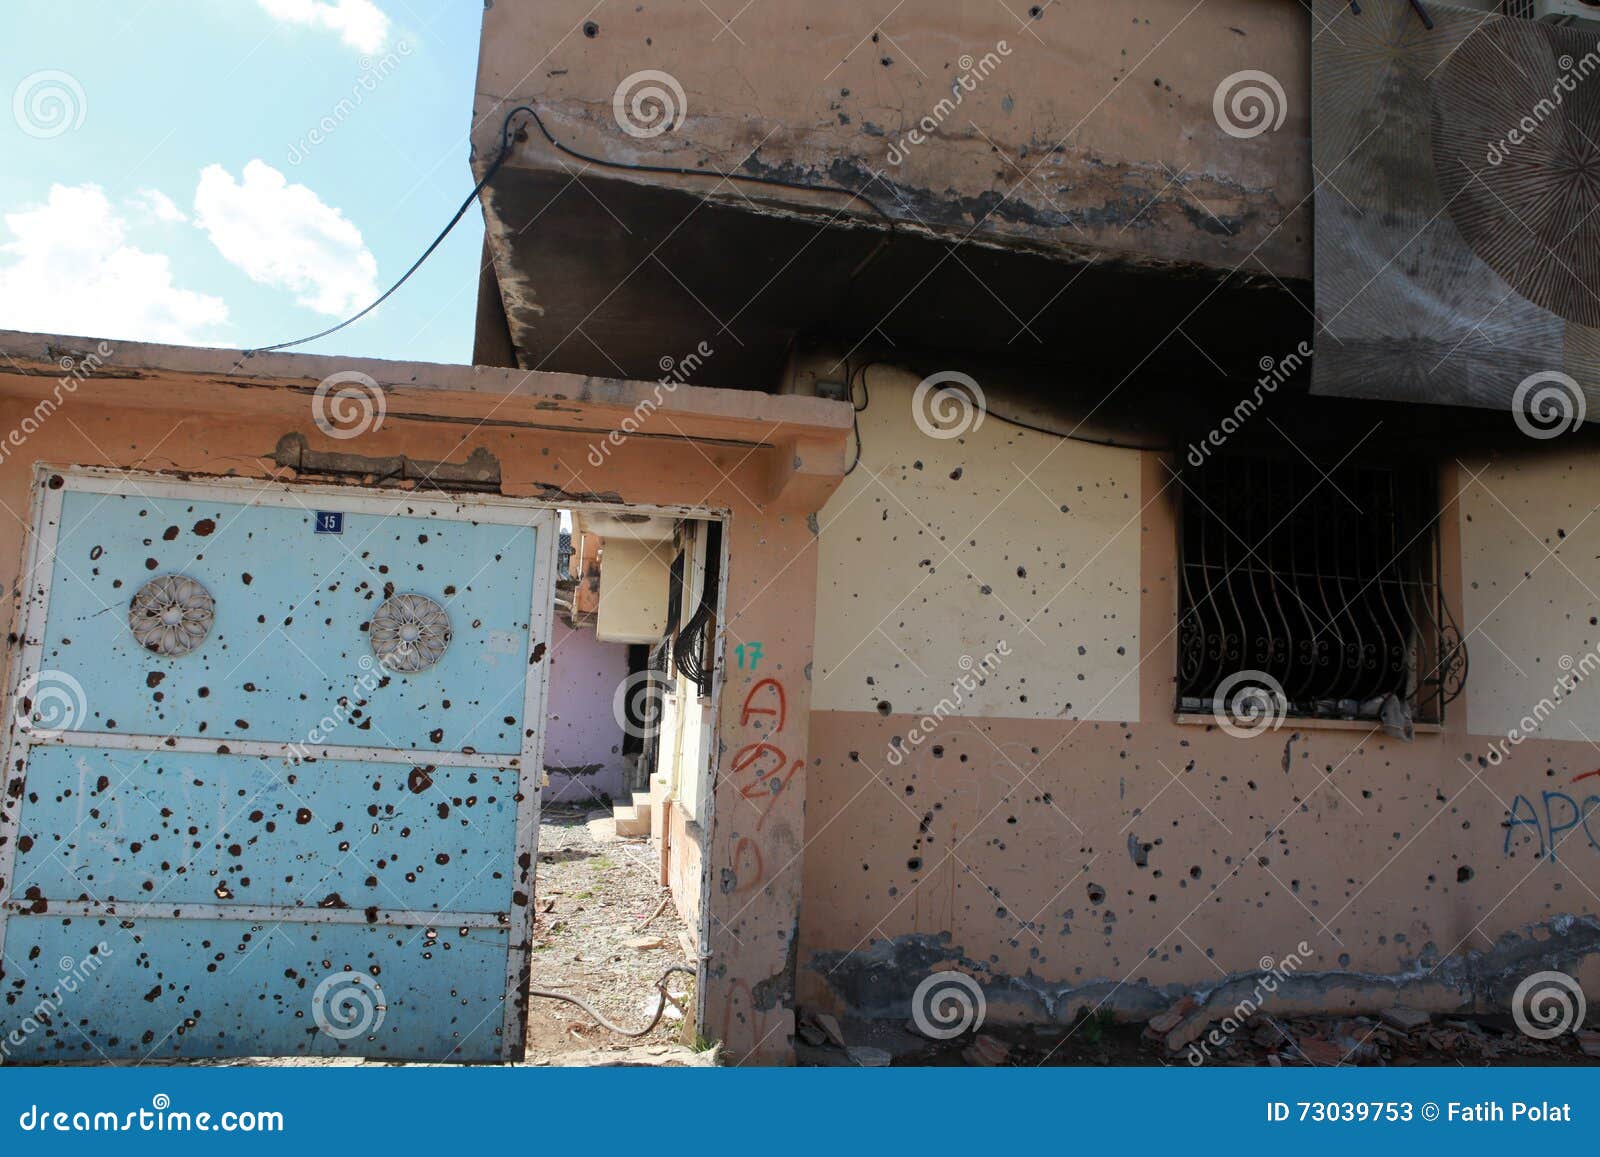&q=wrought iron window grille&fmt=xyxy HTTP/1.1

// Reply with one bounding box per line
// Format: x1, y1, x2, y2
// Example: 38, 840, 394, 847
1176, 452, 1467, 725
